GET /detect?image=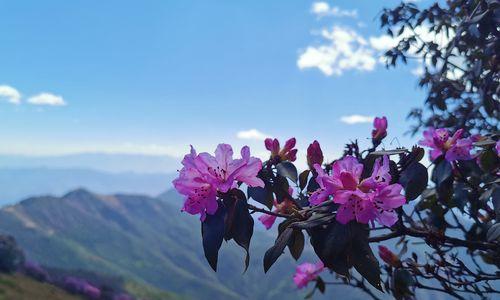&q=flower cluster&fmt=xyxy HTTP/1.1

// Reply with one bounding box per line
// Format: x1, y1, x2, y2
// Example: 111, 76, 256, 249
173, 144, 264, 220
293, 261, 324, 289
265, 137, 297, 162
64, 277, 101, 299
22, 261, 50, 282
310, 155, 406, 226
419, 128, 473, 162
